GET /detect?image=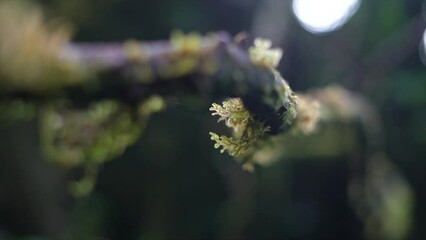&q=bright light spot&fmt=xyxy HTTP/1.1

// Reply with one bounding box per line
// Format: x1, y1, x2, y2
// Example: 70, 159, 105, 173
292, 0, 361, 34
420, 29, 426, 65
423, 29, 426, 51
